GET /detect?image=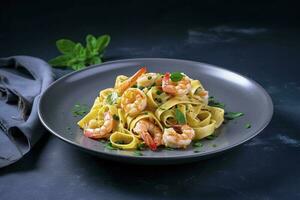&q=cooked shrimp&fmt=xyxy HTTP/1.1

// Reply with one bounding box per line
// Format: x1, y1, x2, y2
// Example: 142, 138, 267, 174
195, 89, 209, 104
121, 88, 147, 116
200, 90, 209, 104
133, 119, 163, 151
84, 112, 114, 139
162, 72, 191, 96
137, 73, 162, 88
117, 67, 147, 95
163, 124, 195, 148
